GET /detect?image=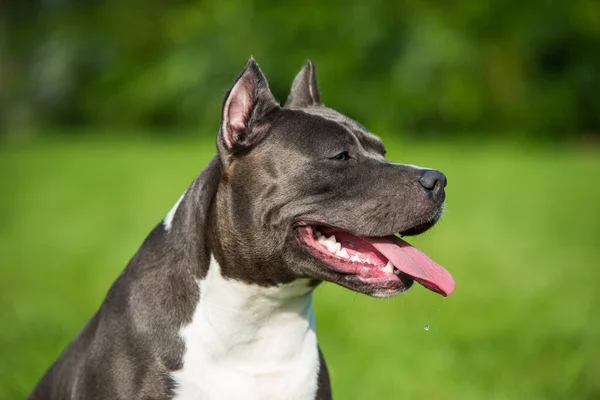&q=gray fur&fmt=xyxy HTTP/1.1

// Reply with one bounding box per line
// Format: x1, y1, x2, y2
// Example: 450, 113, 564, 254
29, 58, 446, 399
